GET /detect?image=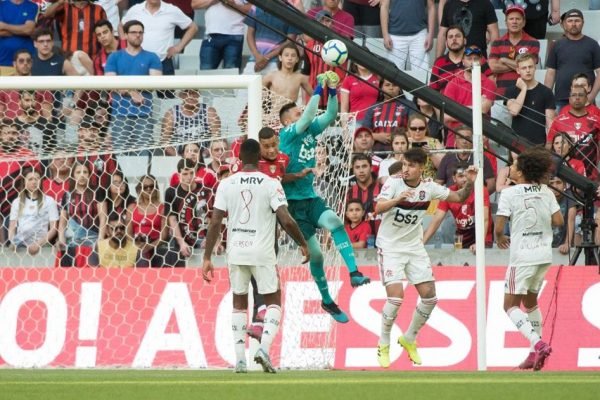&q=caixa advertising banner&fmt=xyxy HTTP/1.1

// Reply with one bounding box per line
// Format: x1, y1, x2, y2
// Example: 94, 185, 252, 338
0, 267, 598, 370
